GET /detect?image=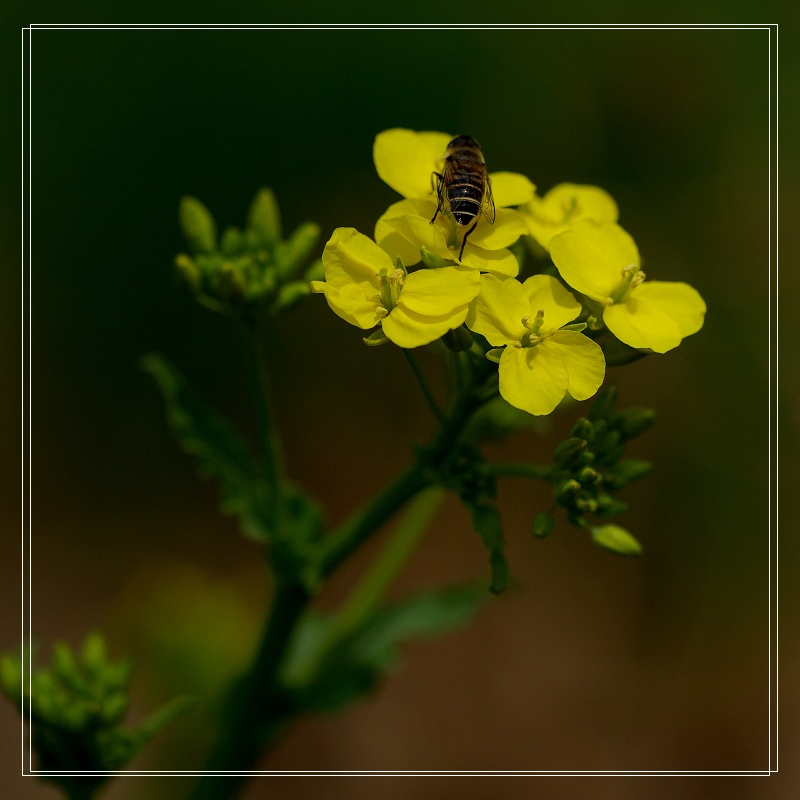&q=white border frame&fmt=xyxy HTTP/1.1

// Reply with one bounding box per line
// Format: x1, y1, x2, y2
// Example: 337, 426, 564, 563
20, 21, 780, 780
